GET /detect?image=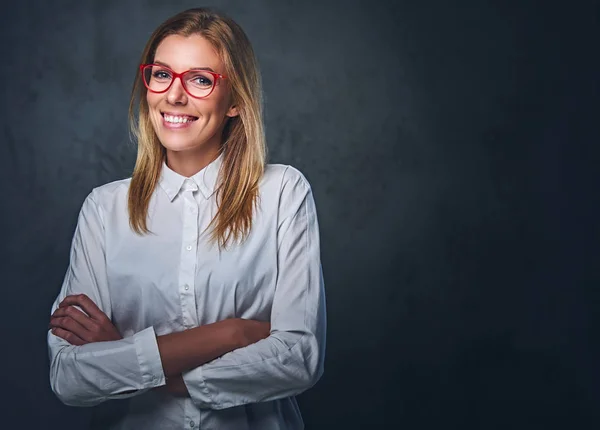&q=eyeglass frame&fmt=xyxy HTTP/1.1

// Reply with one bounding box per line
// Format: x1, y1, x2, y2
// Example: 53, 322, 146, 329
139, 63, 227, 99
